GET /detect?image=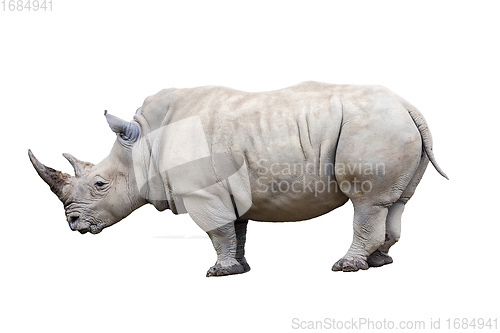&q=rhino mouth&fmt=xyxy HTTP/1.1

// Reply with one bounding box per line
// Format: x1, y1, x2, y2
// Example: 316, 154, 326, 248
75, 224, 103, 235
67, 215, 104, 235
89, 224, 104, 234
66, 207, 106, 235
